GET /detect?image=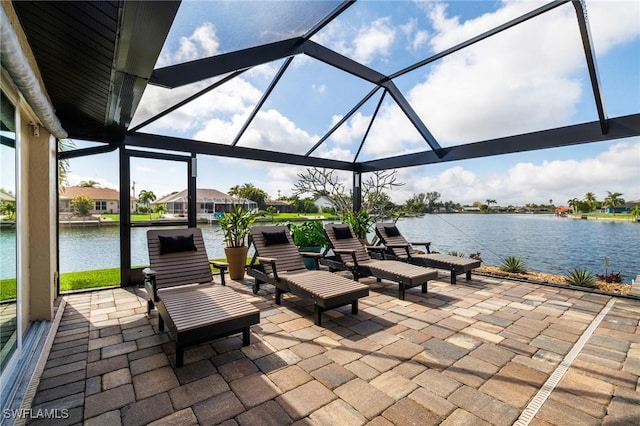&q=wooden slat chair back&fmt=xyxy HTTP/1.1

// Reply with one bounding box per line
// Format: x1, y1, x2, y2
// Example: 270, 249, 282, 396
147, 228, 213, 290
374, 223, 414, 259
250, 225, 306, 275
323, 224, 372, 265
249, 225, 369, 325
